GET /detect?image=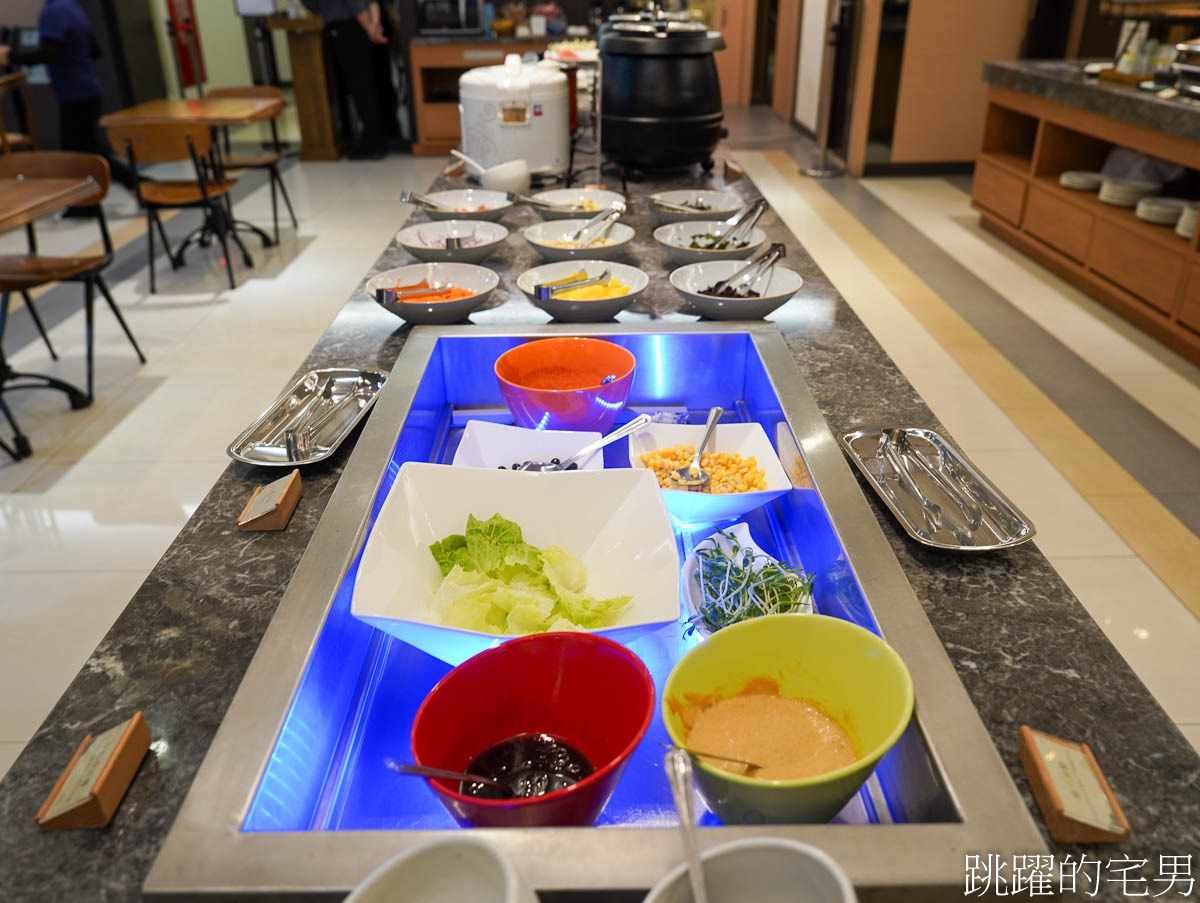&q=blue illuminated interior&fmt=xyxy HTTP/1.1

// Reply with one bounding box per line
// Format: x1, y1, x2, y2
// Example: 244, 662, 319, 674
242, 332, 957, 833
